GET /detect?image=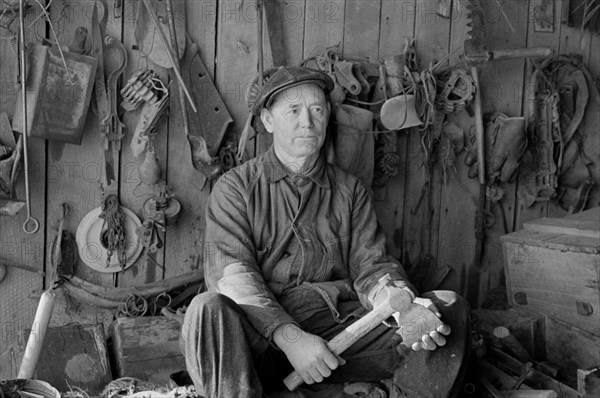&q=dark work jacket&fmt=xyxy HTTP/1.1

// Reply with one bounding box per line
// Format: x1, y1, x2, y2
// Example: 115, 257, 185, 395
203, 146, 415, 339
